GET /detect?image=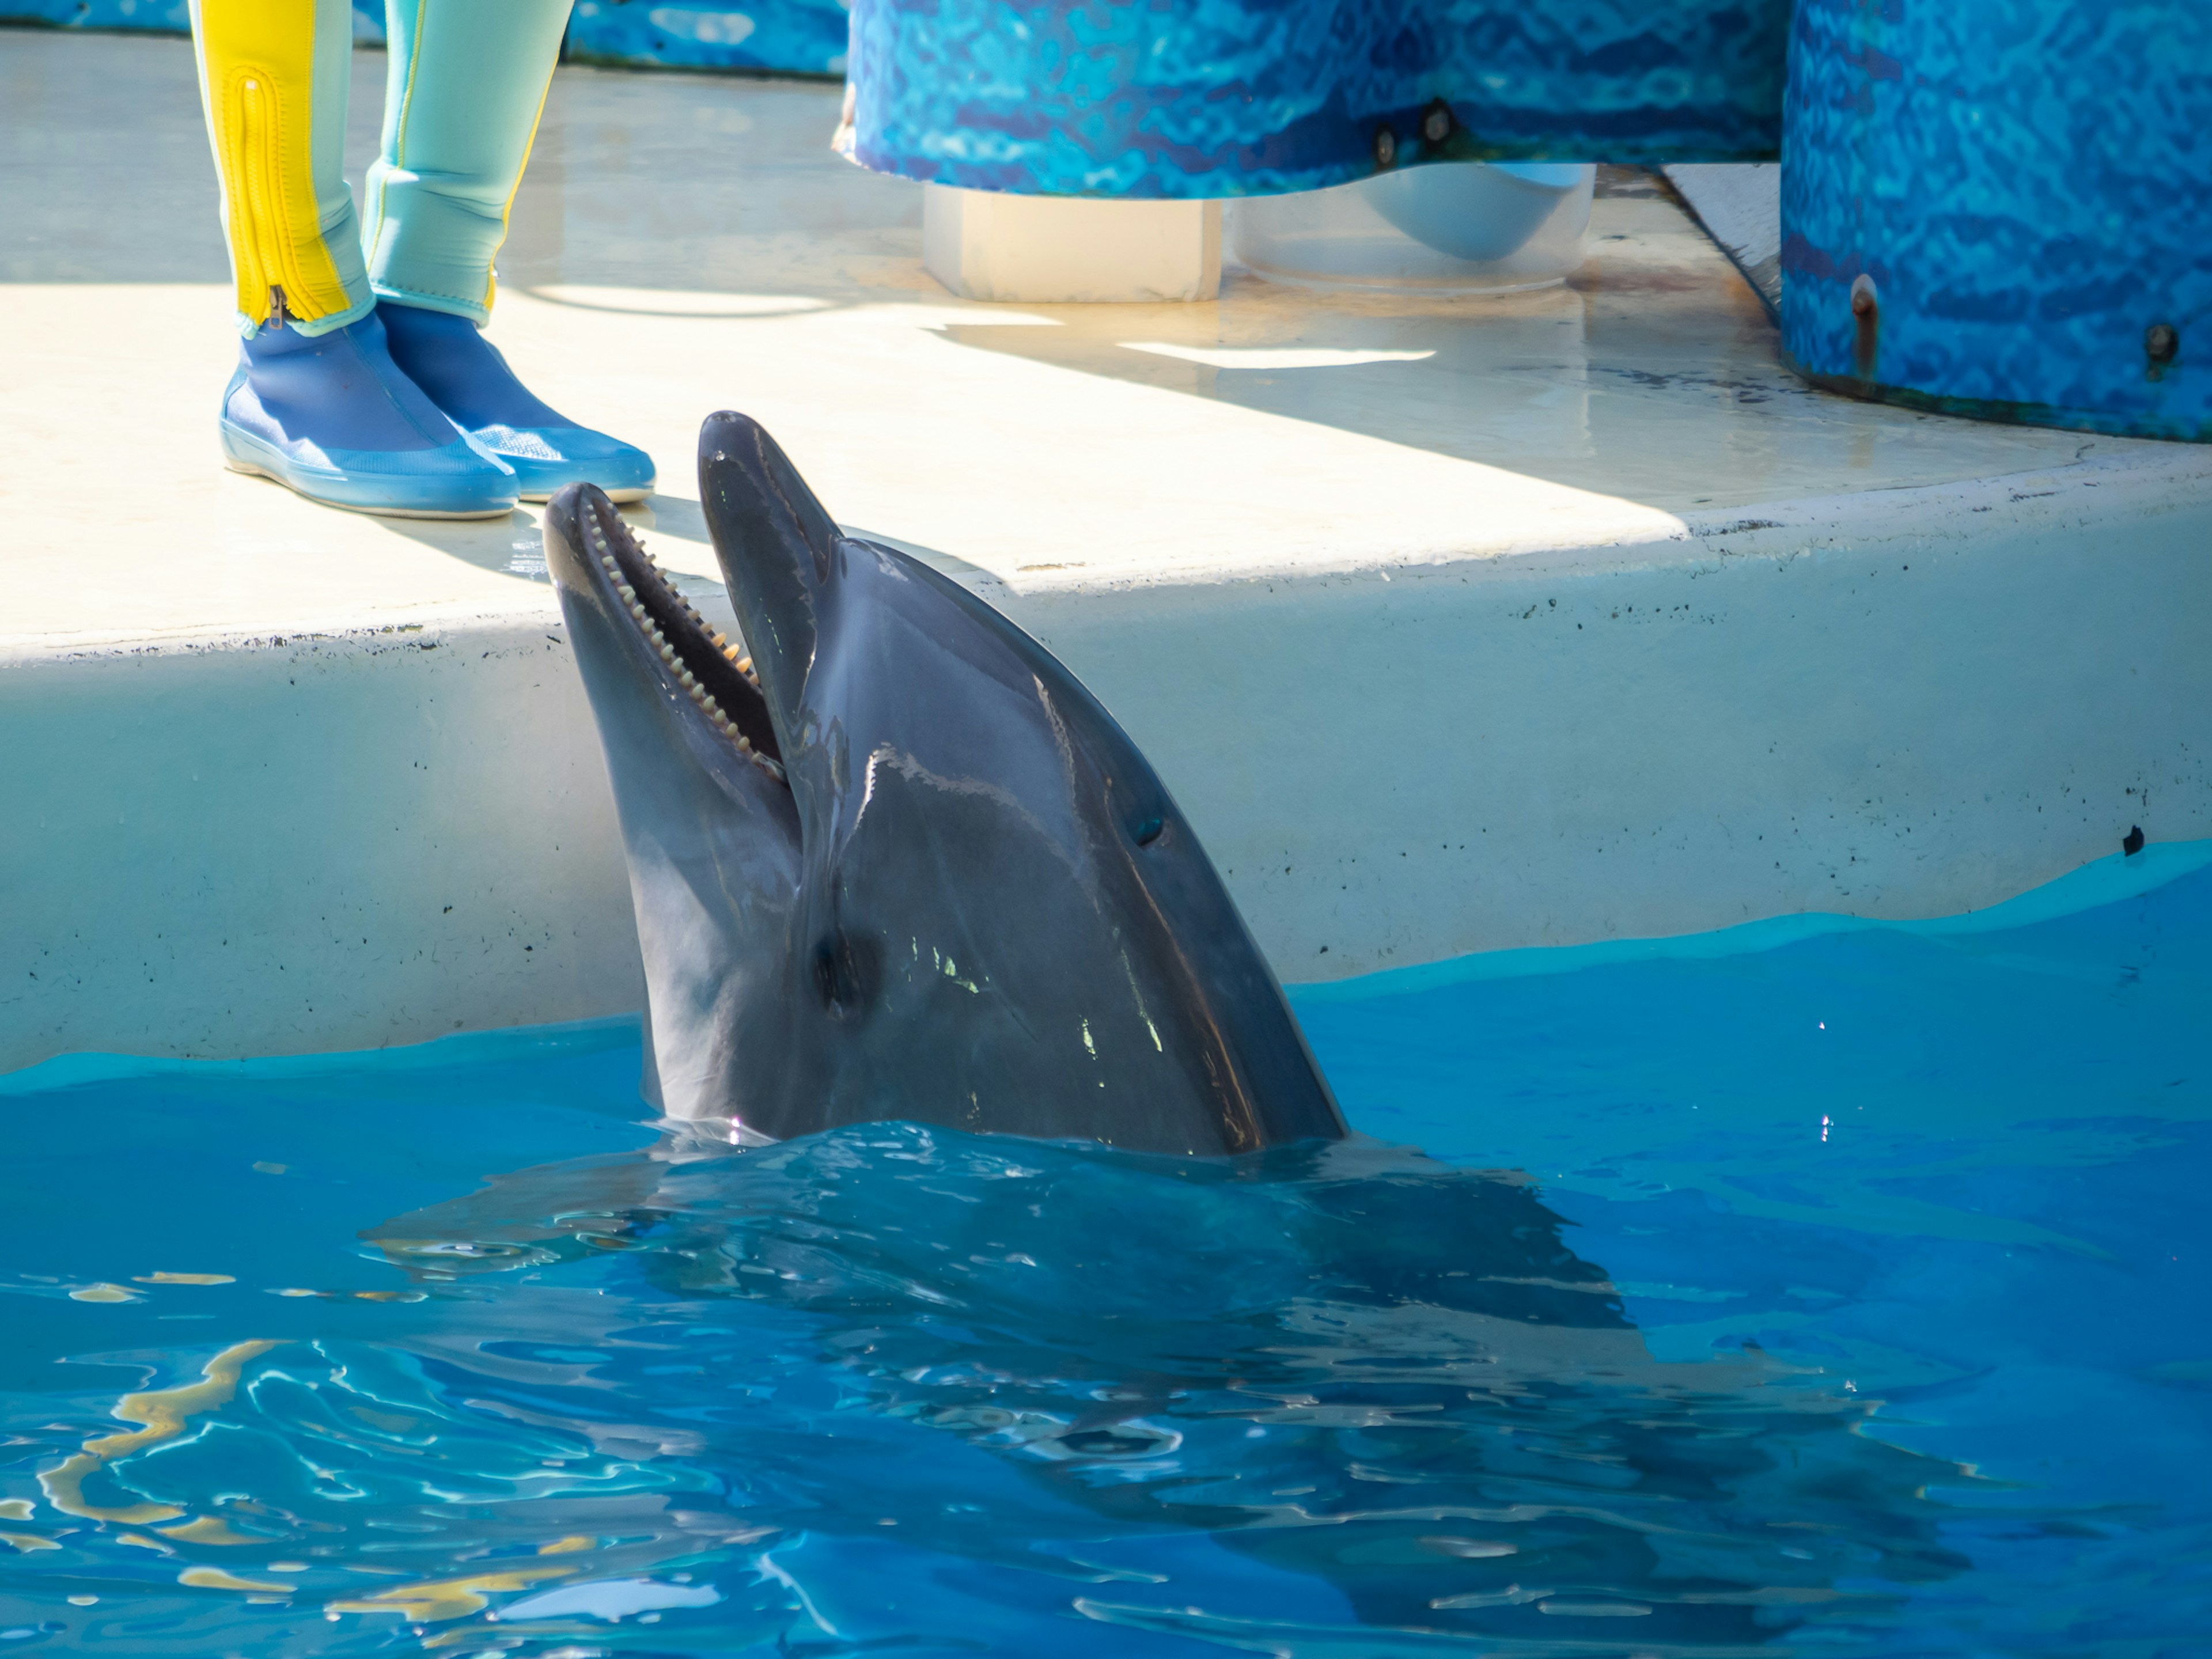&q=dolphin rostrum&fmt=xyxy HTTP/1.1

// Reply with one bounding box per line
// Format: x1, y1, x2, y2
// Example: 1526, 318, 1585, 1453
542, 412, 1346, 1154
